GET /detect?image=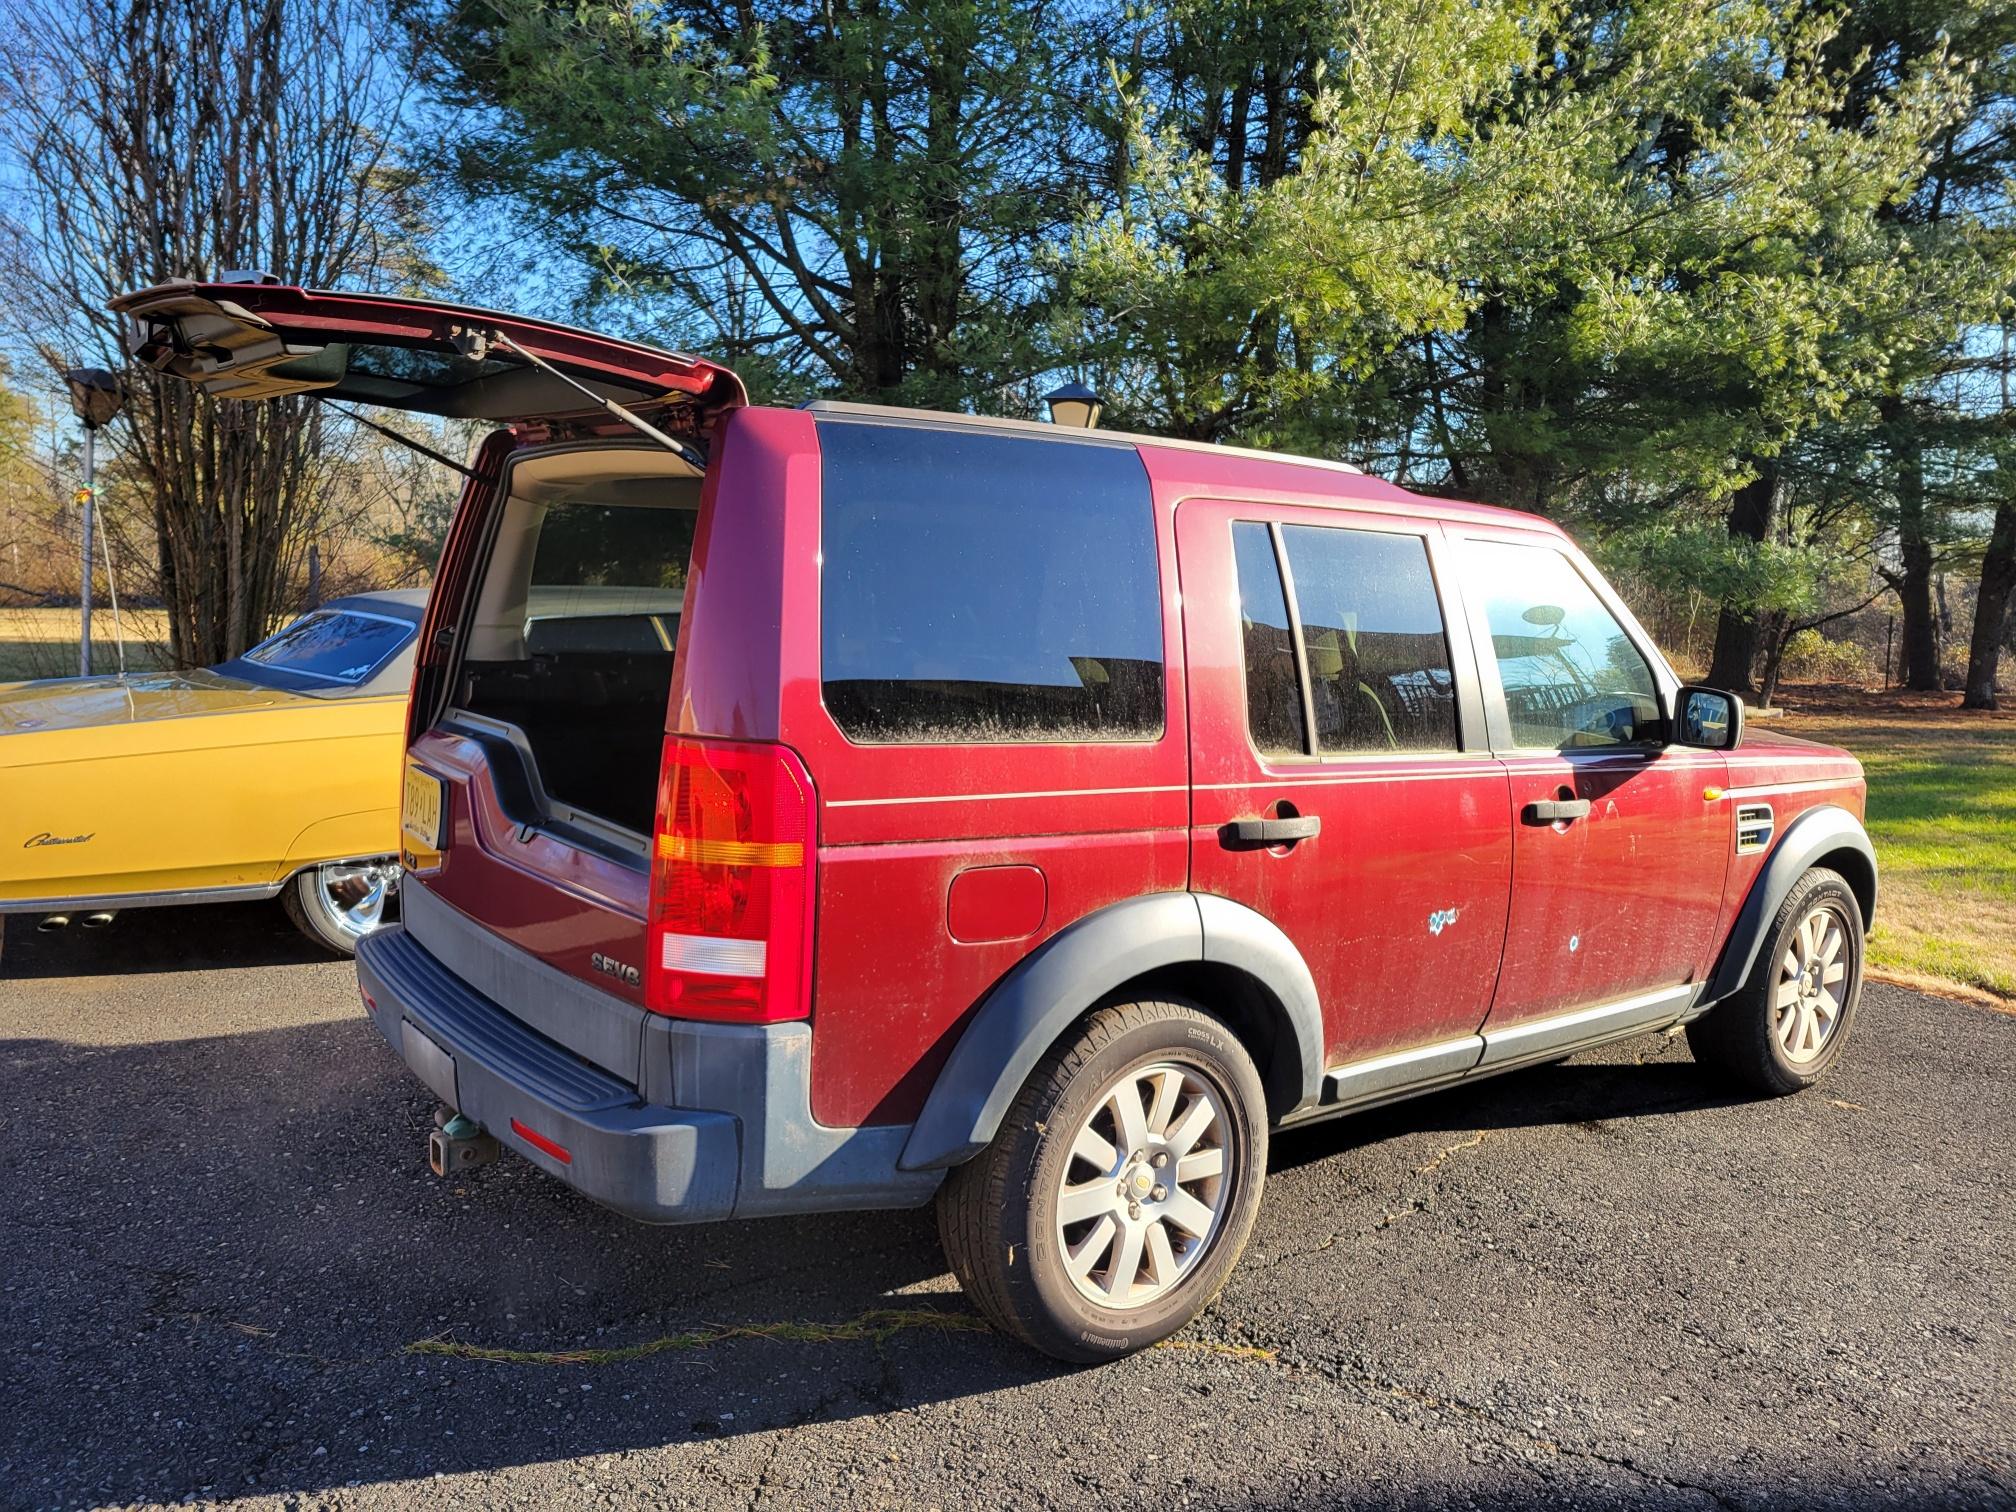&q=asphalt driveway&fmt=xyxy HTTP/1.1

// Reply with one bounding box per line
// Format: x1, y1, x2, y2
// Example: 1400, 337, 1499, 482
1, 904, 2010, 1511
